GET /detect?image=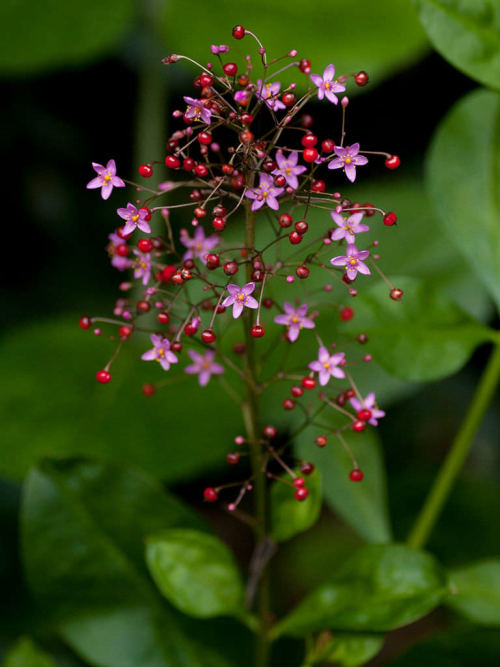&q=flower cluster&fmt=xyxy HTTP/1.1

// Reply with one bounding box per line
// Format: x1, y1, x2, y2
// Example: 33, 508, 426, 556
83, 26, 402, 507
